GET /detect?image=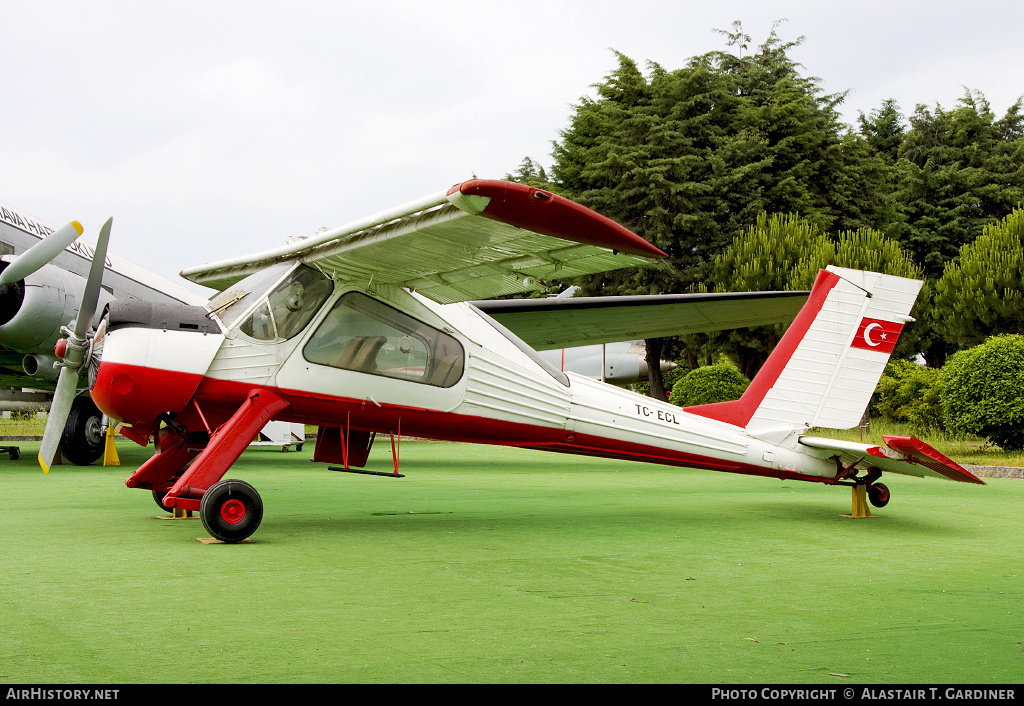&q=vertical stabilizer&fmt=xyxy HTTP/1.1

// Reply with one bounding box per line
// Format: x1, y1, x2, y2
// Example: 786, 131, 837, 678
686, 267, 922, 433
